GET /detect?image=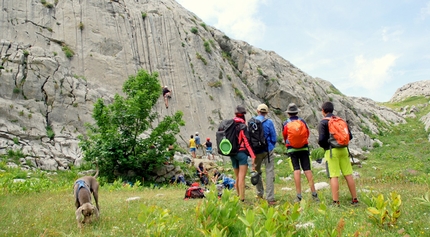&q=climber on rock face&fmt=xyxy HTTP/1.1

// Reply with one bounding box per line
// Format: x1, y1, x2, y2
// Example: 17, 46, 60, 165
162, 86, 172, 109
